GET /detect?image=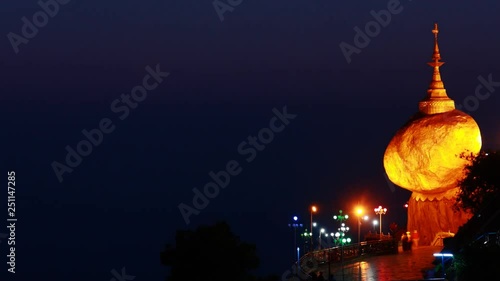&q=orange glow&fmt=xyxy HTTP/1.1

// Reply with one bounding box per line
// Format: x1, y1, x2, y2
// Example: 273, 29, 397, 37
383, 110, 481, 200
311, 206, 317, 213
356, 208, 363, 216
384, 24, 482, 200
